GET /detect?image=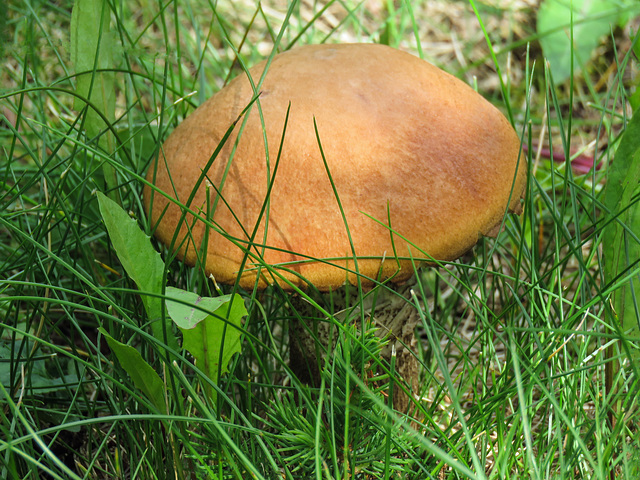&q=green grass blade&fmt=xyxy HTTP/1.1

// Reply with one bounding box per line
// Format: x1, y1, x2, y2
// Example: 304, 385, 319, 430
603, 110, 640, 354
70, 0, 116, 140
70, 0, 118, 195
